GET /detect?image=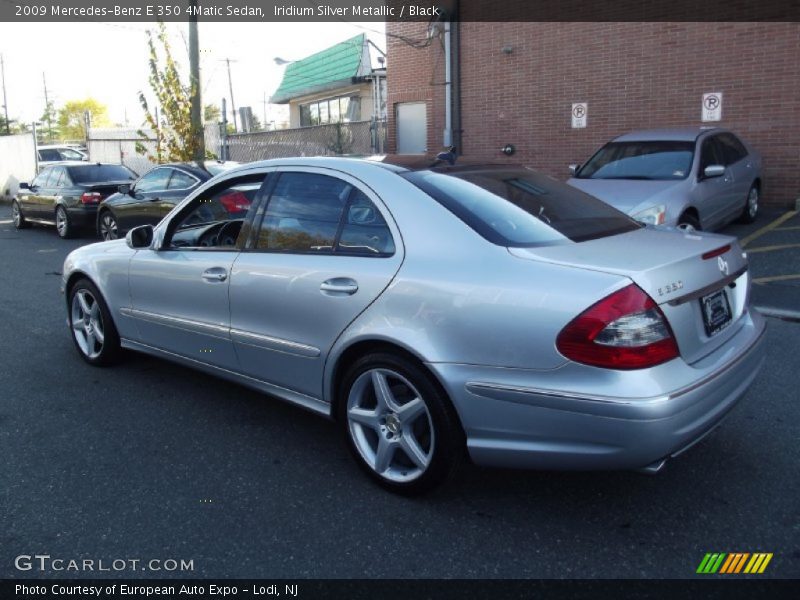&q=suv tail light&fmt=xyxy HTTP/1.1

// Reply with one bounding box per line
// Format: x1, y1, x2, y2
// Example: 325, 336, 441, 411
80, 192, 103, 204
556, 284, 679, 370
